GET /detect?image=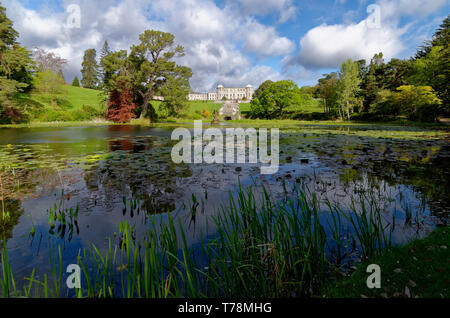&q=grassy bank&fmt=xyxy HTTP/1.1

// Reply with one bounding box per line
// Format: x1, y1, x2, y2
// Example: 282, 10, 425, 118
16, 86, 105, 122
326, 226, 450, 298
8, 86, 449, 129
150, 100, 252, 120
0, 119, 115, 129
